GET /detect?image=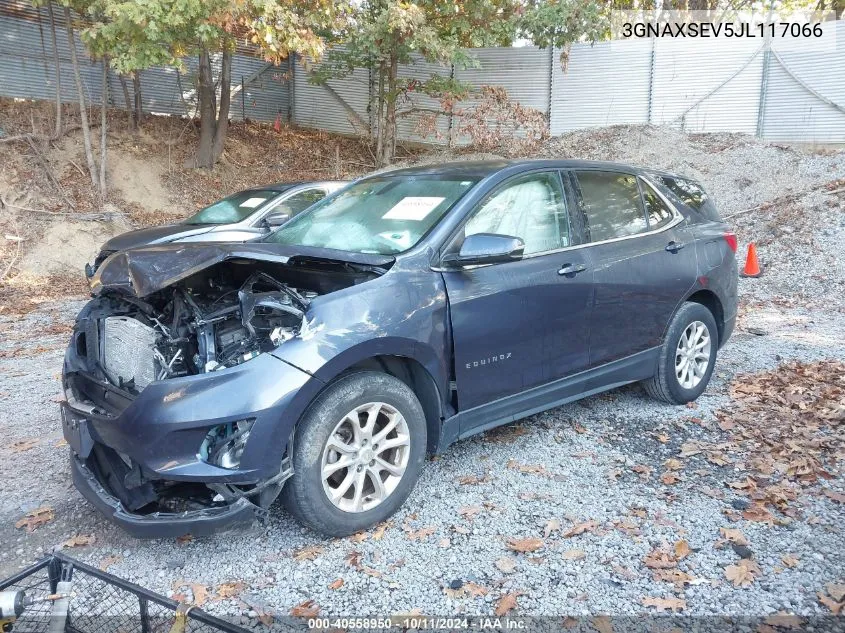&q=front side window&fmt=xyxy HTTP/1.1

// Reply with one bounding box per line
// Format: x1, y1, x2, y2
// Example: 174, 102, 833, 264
574, 171, 648, 242
640, 179, 675, 230
265, 176, 478, 255
266, 188, 327, 219
462, 172, 569, 256
184, 189, 288, 225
